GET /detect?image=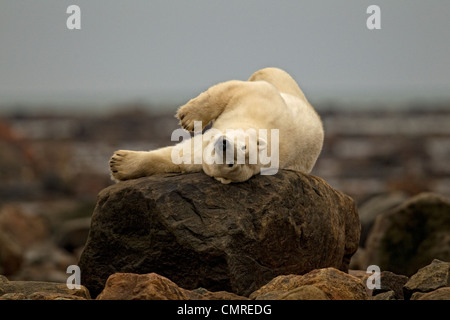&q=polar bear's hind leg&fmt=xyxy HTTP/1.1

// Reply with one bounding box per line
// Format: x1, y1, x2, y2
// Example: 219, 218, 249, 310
248, 67, 307, 102
110, 147, 183, 181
